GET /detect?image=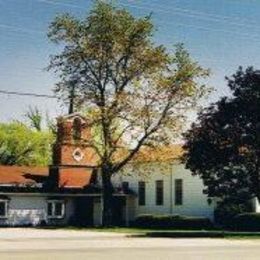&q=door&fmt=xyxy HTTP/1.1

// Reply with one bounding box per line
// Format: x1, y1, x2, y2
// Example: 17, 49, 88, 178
74, 197, 94, 226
